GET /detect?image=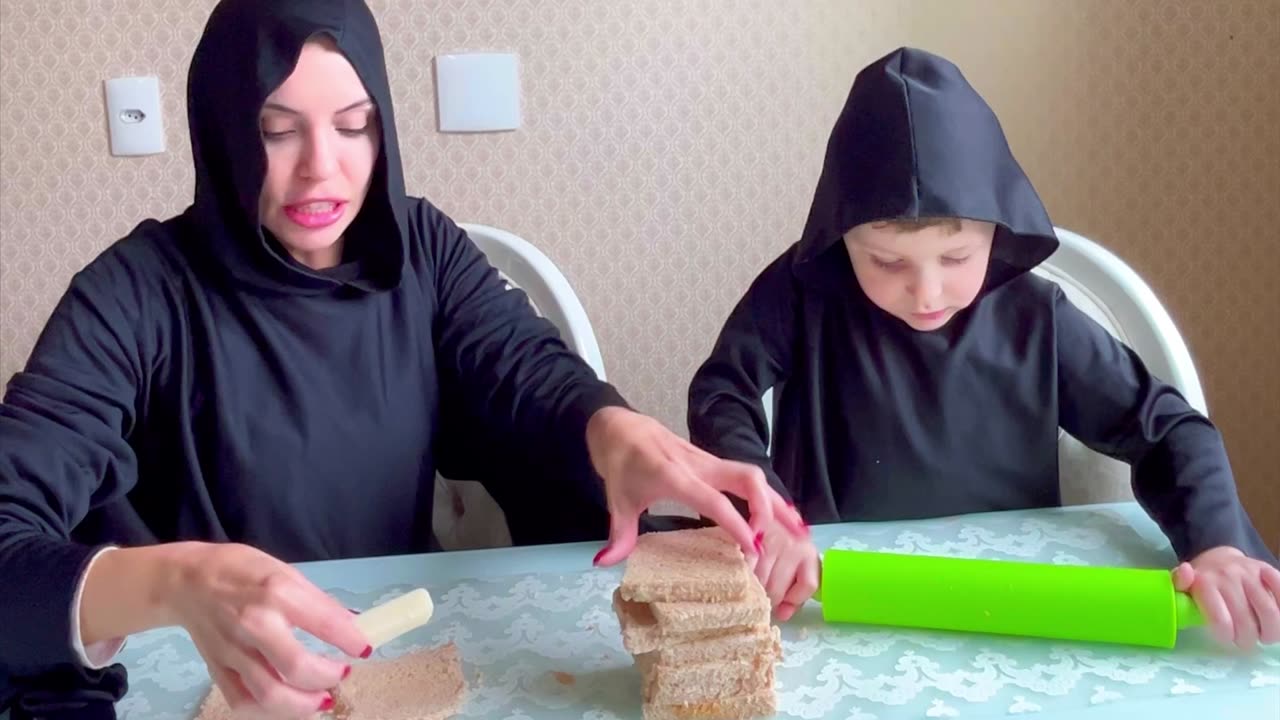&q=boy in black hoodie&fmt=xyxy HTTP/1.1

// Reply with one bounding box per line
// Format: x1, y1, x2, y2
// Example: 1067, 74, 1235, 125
688, 47, 1278, 649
